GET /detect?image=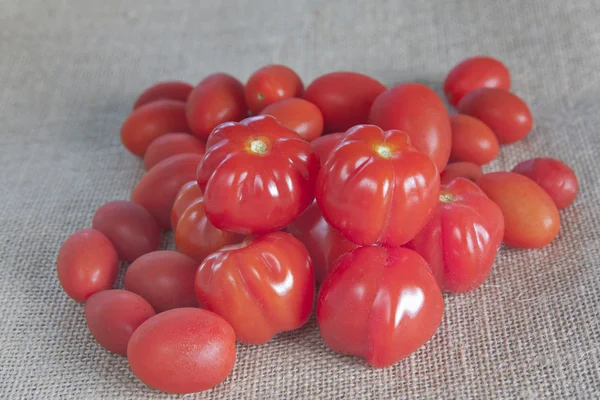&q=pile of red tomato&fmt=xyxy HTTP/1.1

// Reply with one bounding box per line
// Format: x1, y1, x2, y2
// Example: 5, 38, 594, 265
56, 57, 579, 394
